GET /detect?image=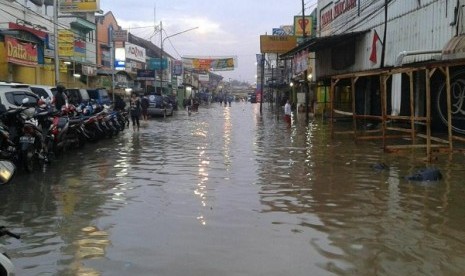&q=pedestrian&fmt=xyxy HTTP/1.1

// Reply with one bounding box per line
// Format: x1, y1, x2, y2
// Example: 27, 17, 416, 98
54, 84, 67, 112
129, 92, 141, 131
141, 94, 149, 121
114, 95, 126, 111
284, 99, 291, 126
